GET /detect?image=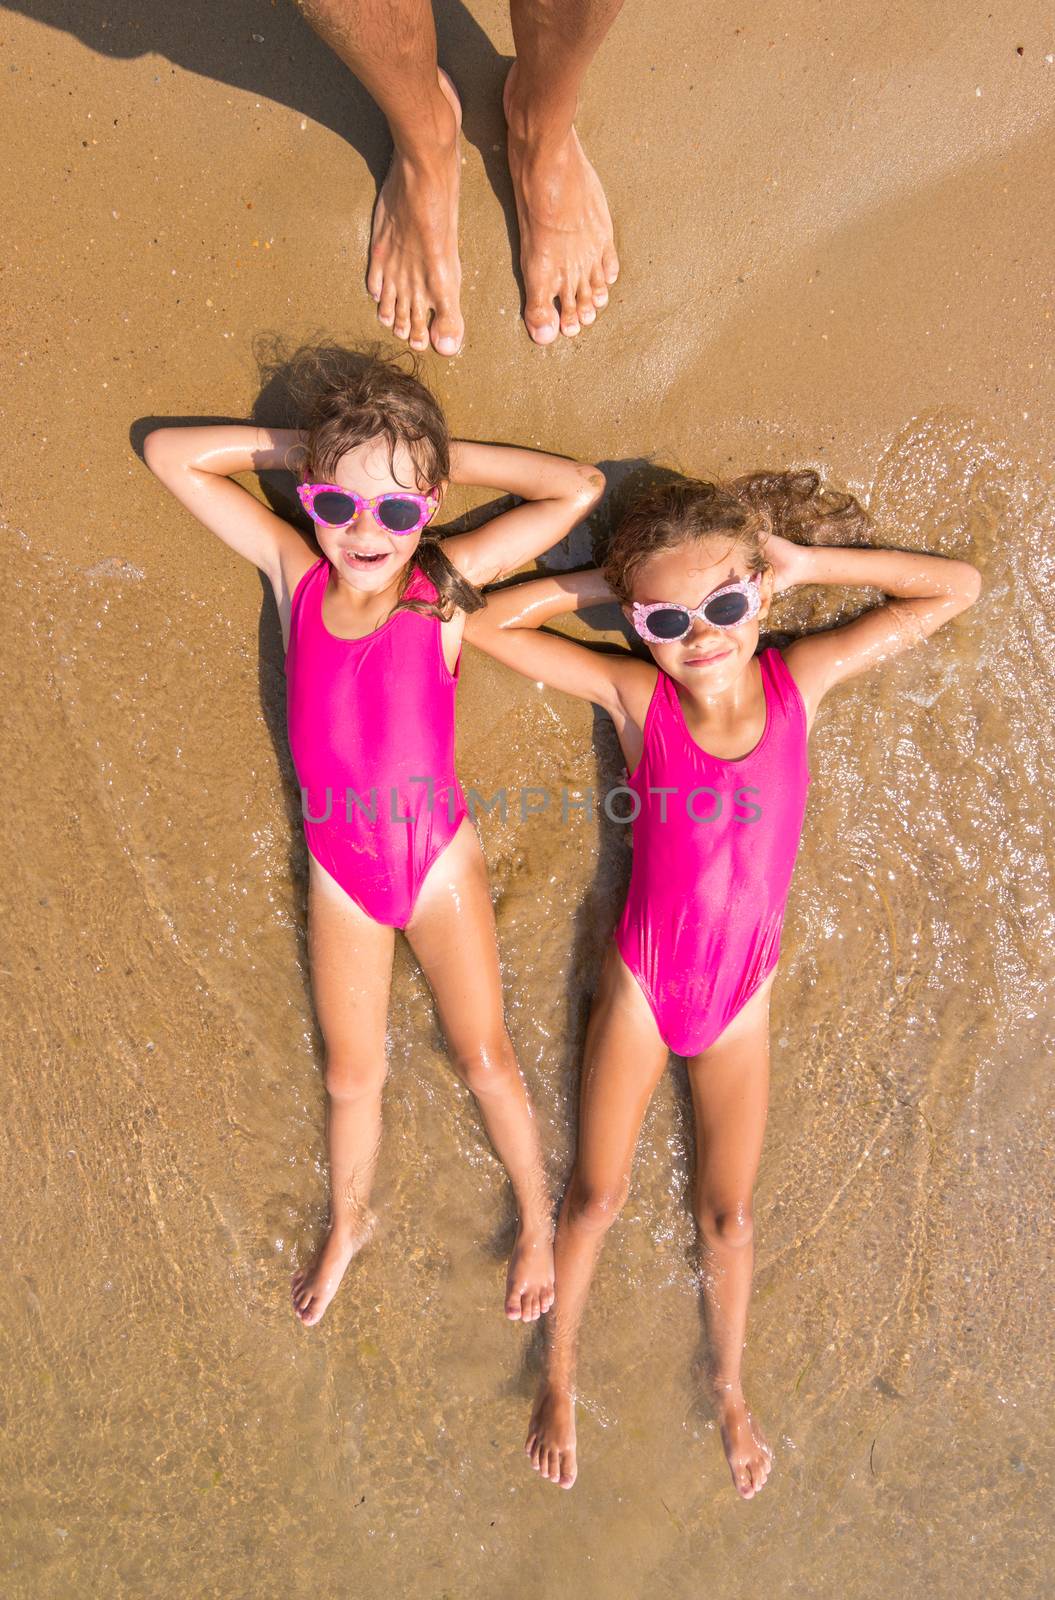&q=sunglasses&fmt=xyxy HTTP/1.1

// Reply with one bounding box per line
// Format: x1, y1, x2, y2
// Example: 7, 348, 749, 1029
297, 482, 439, 535
630, 572, 763, 644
